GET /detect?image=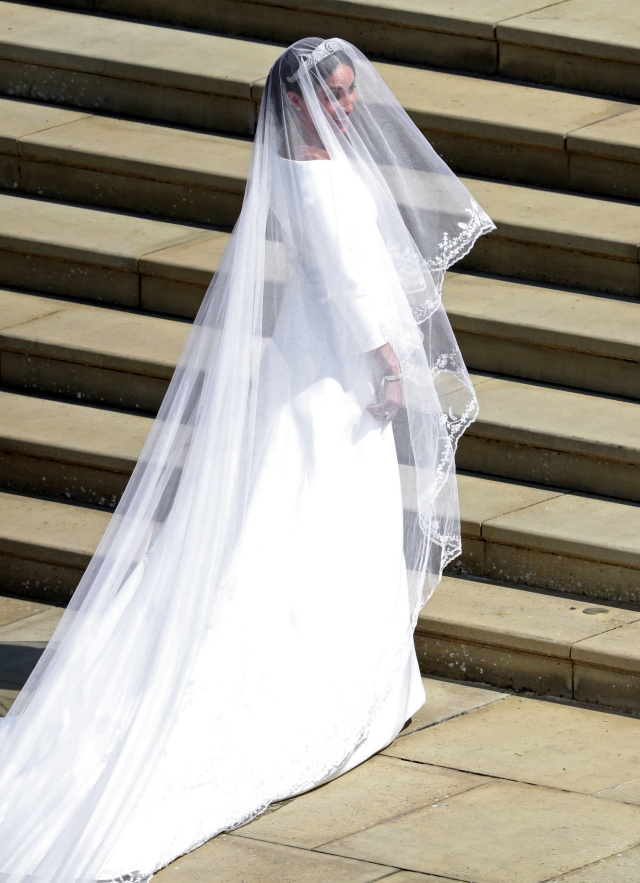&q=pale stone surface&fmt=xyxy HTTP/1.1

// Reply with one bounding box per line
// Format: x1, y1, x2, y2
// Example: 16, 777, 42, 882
572, 619, 640, 674
415, 631, 573, 697
0, 607, 64, 644
547, 846, 640, 881
0, 491, 109, 567
456, 472, 563, 539
20, 114, 252, 191
0, 288, 65, 331
0, 192, 206, 270
225, 0, 563, 36
483, 492, 640, 571
0, 389, 151, 472
0, 592, 55, 628
568, 107, 640, 163
443, 272, 640, 363
462, 176, 640, 260
417, 576, 640, 658
376, 62, 633, 149
0, 687, 17, 715
384, 695, 640, 794
155, 833, 395, 883
403, 675, 507, 733
140, 233, 230, 286
0, 3, 278, 95
236, 756, 483, 849
0, 96, 88, 154
499, 0, 640, 63
599, 778, 640, 805
470, 376, 640, 465
0, 291, 188, 379
323, 780, 640, 883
